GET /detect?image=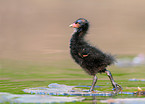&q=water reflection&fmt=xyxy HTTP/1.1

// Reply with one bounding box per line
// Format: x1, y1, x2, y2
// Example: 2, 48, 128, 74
22, 83, 145, 104
87, 94, 145, 104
